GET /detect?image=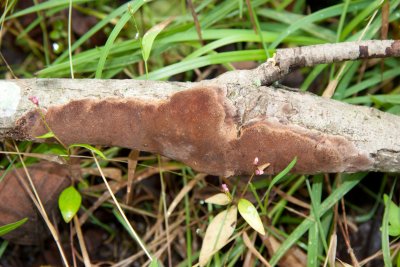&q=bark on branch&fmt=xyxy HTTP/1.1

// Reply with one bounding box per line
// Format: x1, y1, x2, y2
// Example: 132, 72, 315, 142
214, 40, 400, 86
1, 40, 400, 176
